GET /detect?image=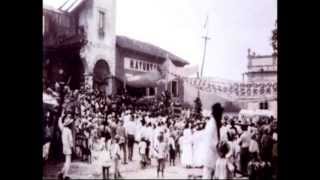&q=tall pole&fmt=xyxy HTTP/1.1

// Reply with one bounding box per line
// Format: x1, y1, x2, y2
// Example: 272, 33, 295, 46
200, 15, 211, 77
198, 15, 211, 98
200, 35, 210, 77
